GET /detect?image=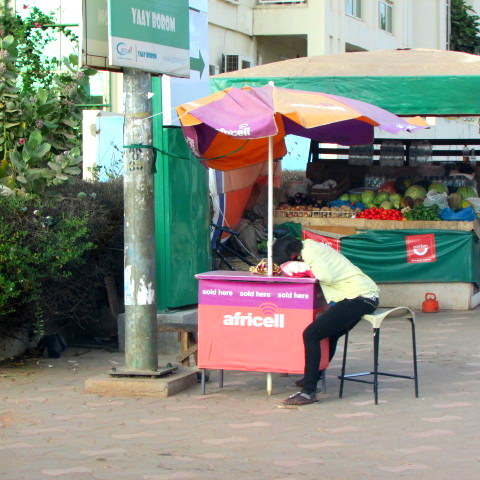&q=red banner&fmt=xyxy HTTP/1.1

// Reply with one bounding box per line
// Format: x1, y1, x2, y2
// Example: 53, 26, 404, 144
302, 230, 341, 251
406, 233, 437, 263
